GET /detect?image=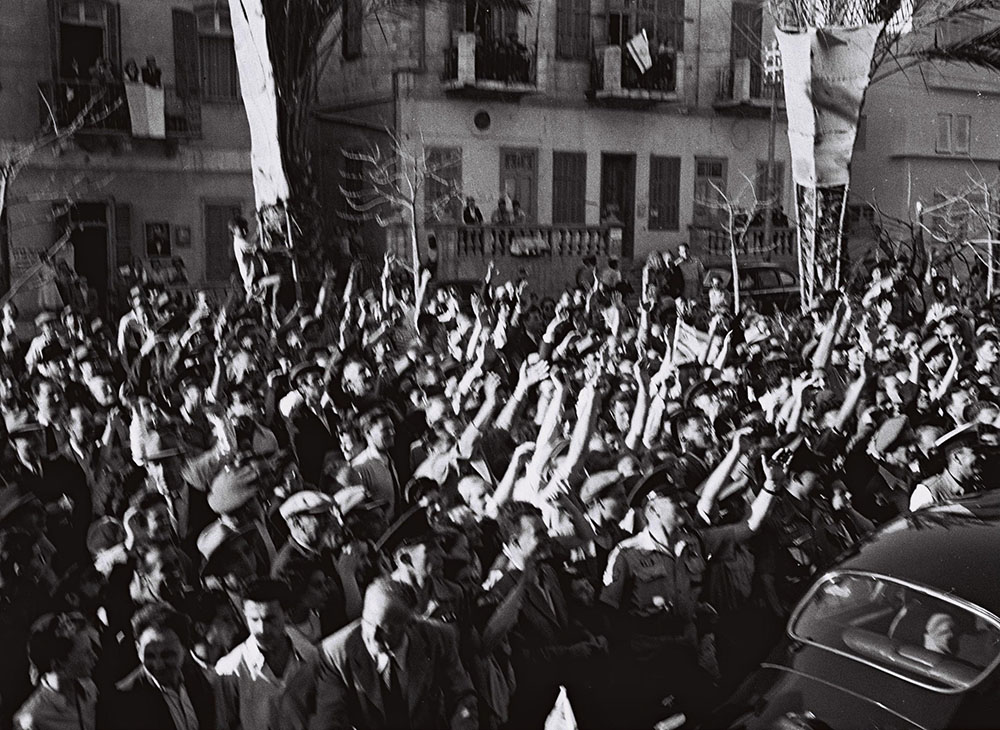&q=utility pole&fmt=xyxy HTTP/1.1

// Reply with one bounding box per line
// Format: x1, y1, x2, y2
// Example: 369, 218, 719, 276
763, 41, 782, 259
